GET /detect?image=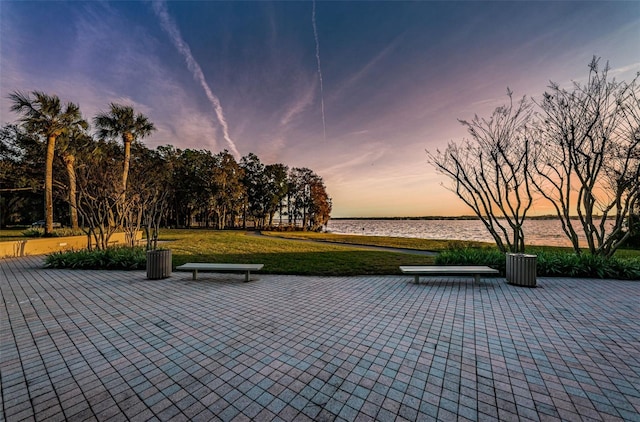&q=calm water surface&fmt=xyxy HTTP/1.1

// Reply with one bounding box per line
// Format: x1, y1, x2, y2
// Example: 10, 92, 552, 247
326, 219, 588, 247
